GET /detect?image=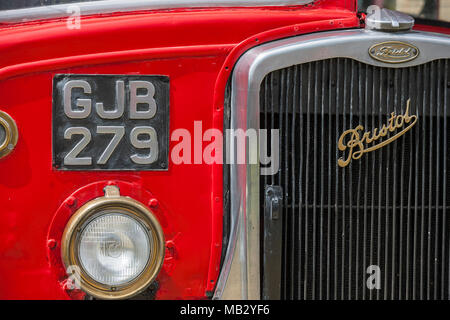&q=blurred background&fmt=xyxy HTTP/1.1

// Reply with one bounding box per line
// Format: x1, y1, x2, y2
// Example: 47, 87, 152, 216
359, 0, 449, 21
0, 0, 101, 10
0, 0, 448, 22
